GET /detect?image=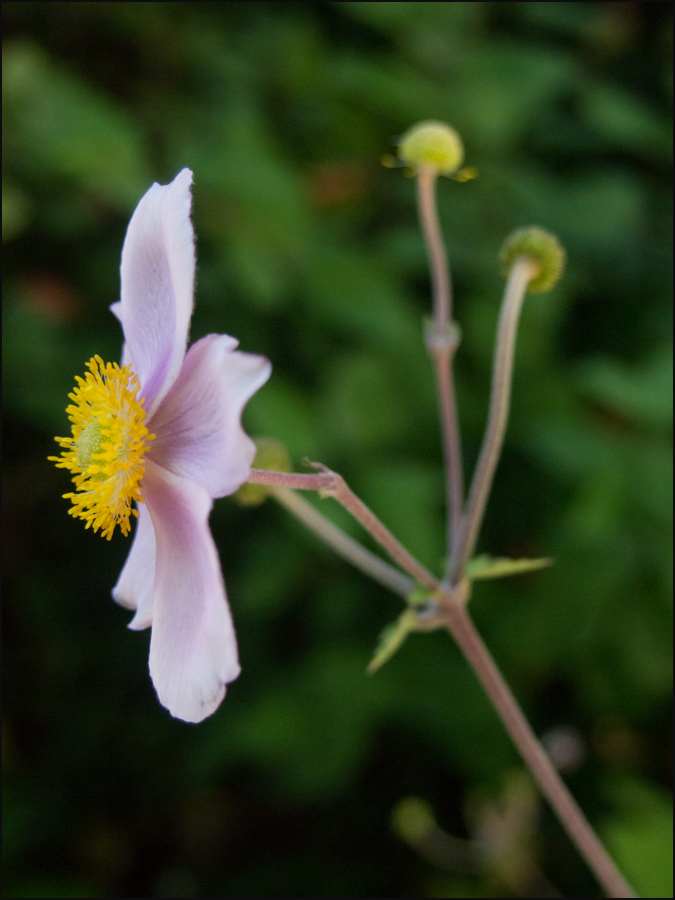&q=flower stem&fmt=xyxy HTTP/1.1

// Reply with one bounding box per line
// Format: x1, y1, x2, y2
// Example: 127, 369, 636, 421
248, 466, 438, 590
248, 464, 636, 897
440, 603, 637, 899
418, 168, 452, 332
416, 168, 464, 567
450, 256, 537, 584
270, 487, 414, 597
248, 469, 329, 492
